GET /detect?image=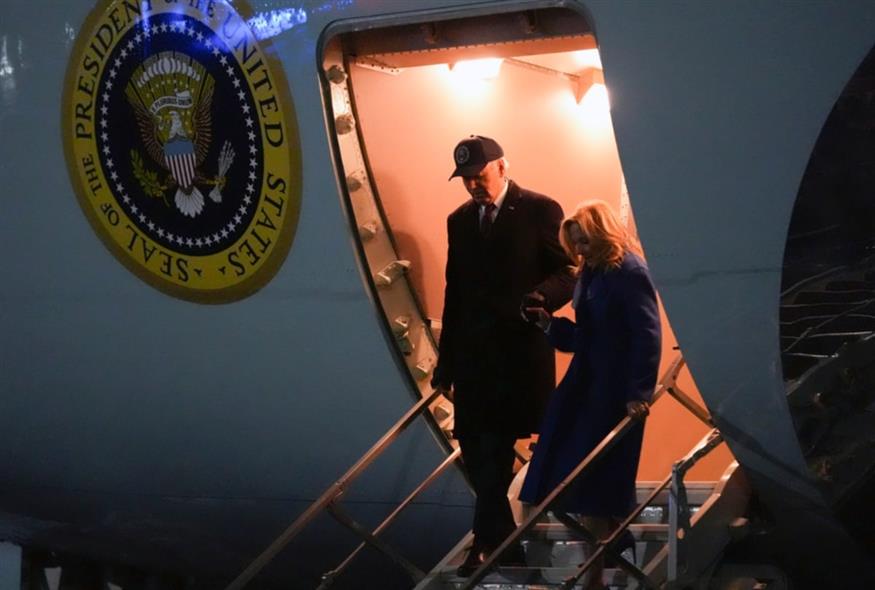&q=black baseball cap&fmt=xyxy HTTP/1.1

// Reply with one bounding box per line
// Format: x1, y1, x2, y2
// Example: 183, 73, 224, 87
448, 135, 504, 180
